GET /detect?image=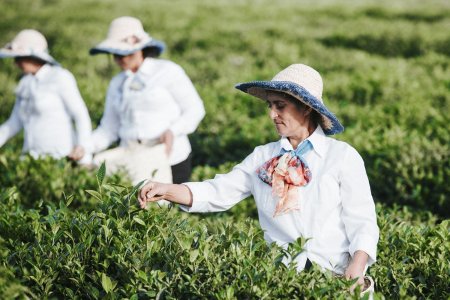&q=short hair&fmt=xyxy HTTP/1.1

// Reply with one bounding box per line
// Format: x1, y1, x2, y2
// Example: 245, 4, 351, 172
14, 56, 47, 65
275, 91, 321, 126
143, 47, 161, 58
